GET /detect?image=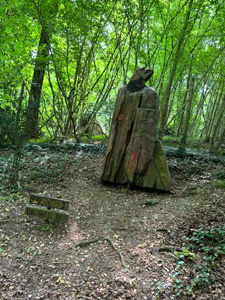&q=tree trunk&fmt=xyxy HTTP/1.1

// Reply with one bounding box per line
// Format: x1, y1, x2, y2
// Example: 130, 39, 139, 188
178, 76, 195, 152
210, 96, 225, 153
204, 82, 223, 142
24, 28, 49, 138
214, 123, 225, 153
